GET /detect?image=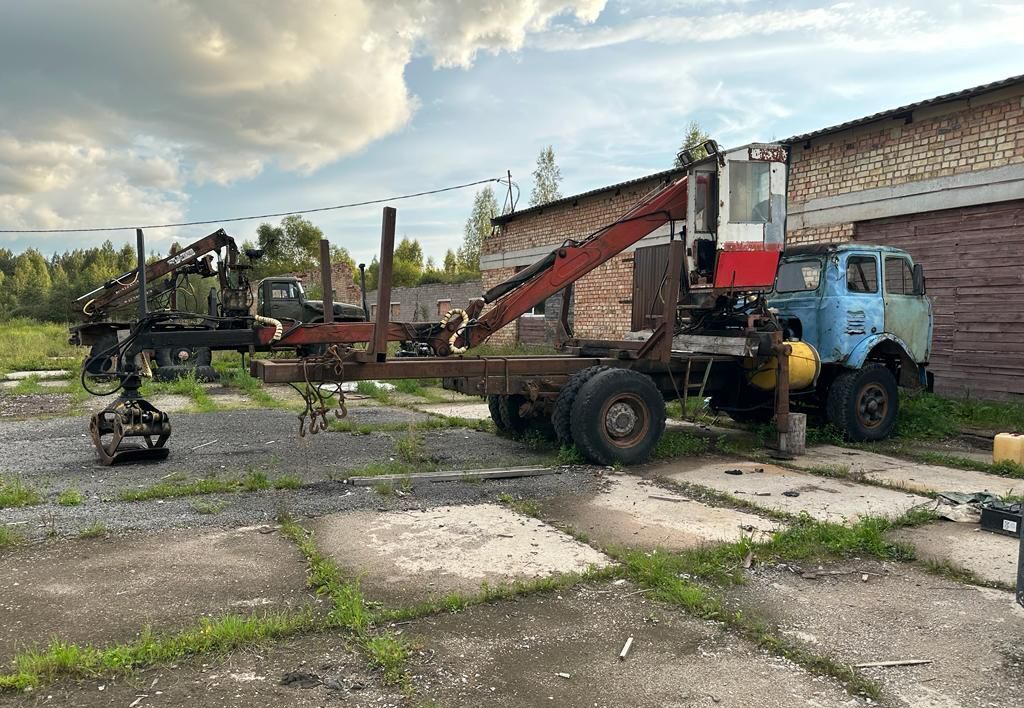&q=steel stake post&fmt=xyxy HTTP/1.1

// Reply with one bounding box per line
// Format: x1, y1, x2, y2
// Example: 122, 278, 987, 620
319, 239, 334, 324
